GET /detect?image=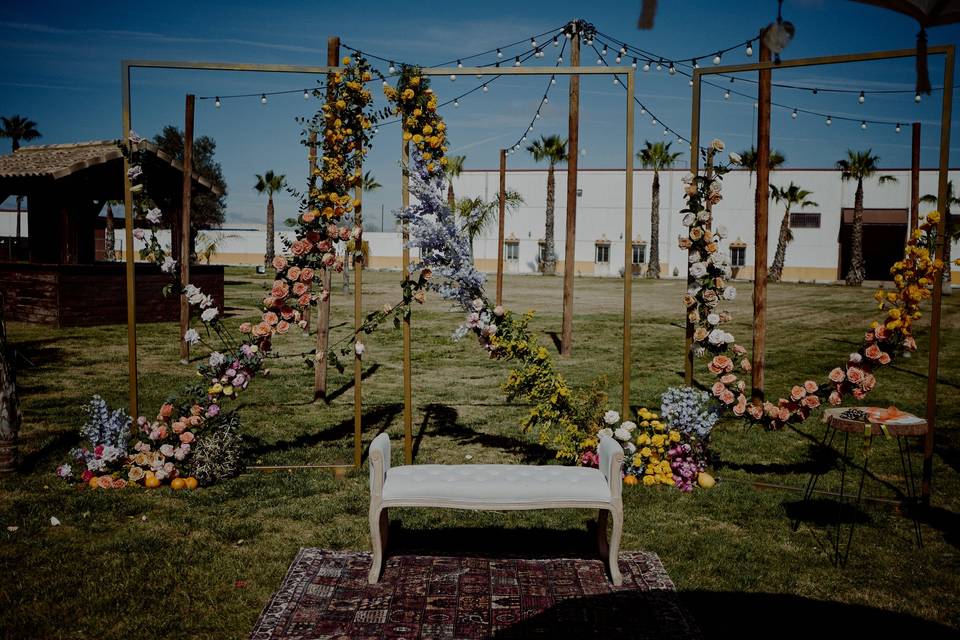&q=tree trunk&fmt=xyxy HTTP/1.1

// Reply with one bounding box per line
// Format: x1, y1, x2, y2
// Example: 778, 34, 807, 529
265, 195, 275, 267
104, 203, 115, 261
15, 196, 22, 239
768, 206, 791, 282
646, 171, 661, 278
0, 314, 20, 474
447, 183, 455, 212
543, 165, 557, 273
342, 247, 351, 293
943, 203, 953, 295
846, 179, 866, 286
